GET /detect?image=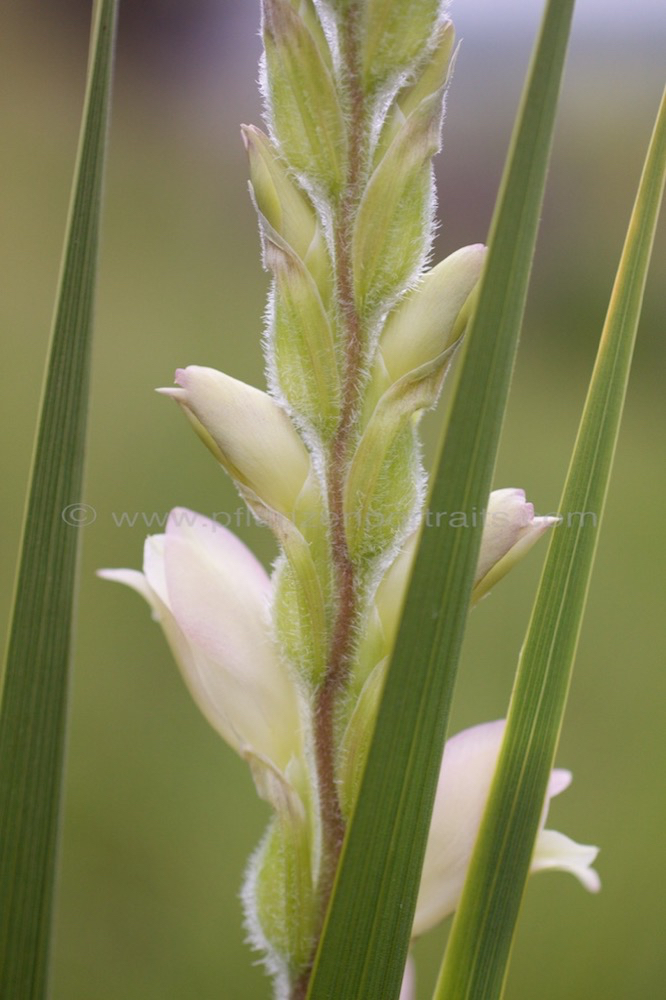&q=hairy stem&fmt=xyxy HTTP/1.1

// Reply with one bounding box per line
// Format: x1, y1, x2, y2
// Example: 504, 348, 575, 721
295, 5, 368, 997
